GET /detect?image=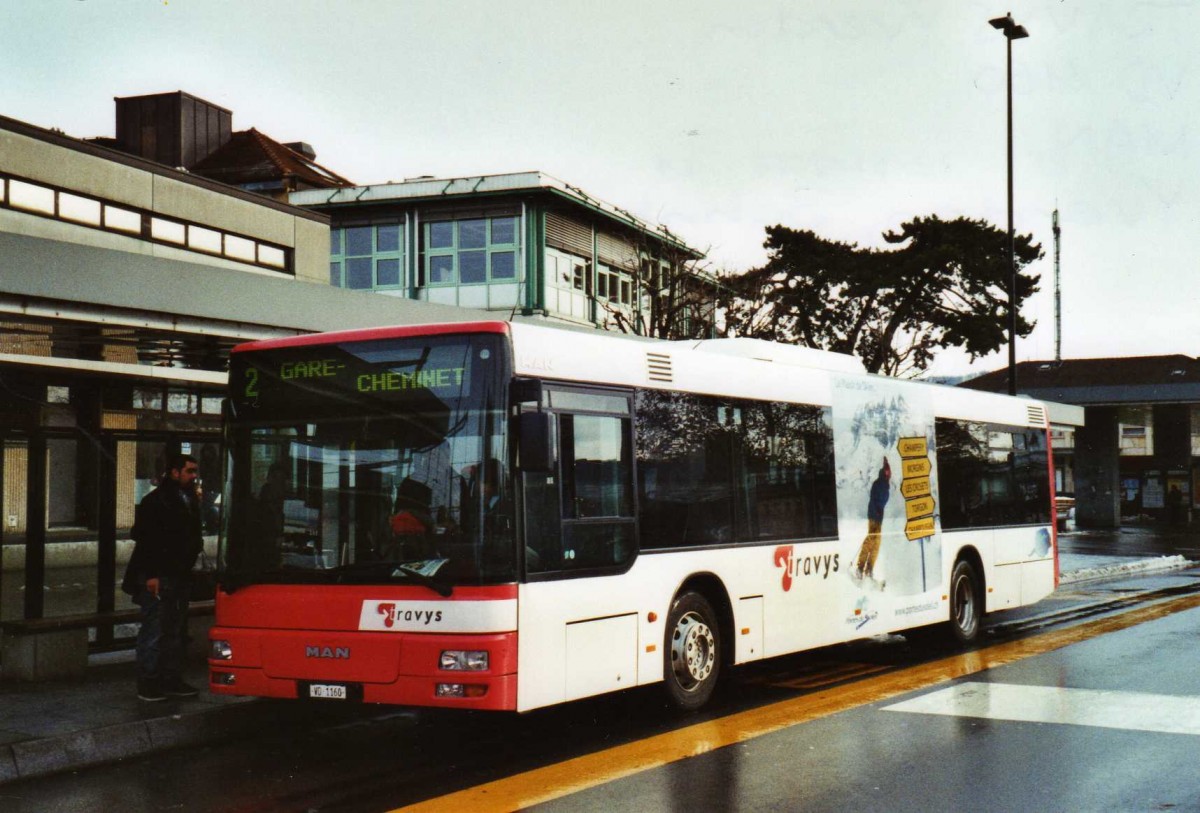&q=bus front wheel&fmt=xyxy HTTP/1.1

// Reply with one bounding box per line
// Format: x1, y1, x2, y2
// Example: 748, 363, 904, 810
664, 591, 721, 711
